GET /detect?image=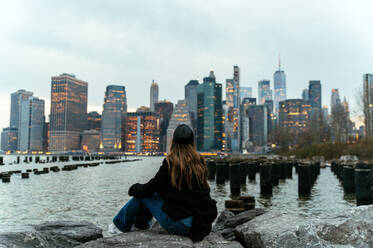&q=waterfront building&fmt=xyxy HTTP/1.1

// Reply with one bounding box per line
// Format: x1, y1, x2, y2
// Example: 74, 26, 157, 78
240, 87, 252, 102
247, 105, 268, 147
273, 61, 286, 114
154, 100, 174, 152
308, 80, 322, 109
185, 80, 199, 134
150, 80, 159, 112
19, 96, 45, 152
240, 97, 256, 150
100, 85, 127, 151
87, 111, 102, 131
225, 77, 240, 152
363, 74, 373, 136
278, 99, 312, 135
49, 73, 88, 152
43, 122, 49, 152
125, 111, 160, 153
166, 100, 192, 152
197, 70, 223, 152
81, 130, 100, 152
302, 89, 309, 101
1, 127, 18, 152
258, 80, 272, 105
9, 89, 33, 149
